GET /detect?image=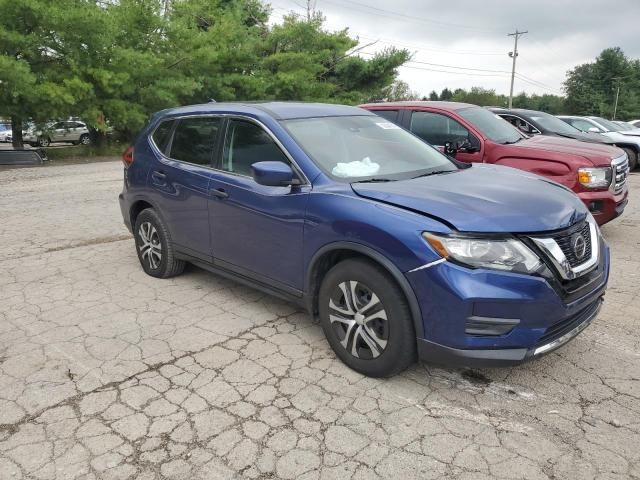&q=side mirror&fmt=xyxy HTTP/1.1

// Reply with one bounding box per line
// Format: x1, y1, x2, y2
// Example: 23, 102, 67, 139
251, 161, 298, 187
443, 141, 457, 156
588, 127, 600, 133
